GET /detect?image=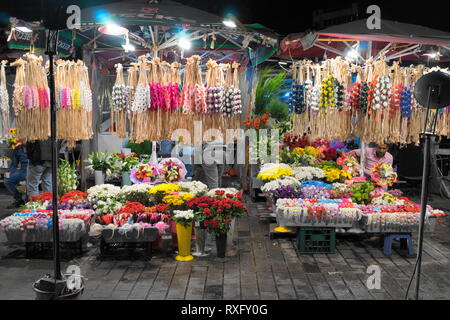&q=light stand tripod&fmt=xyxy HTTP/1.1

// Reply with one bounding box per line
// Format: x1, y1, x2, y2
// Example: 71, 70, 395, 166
406, 71, 450, 300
